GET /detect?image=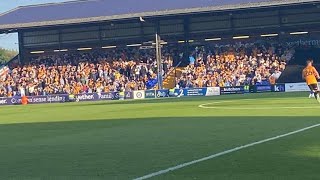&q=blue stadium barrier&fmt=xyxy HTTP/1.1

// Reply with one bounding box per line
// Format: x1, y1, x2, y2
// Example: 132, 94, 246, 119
0, 85, 287, 106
